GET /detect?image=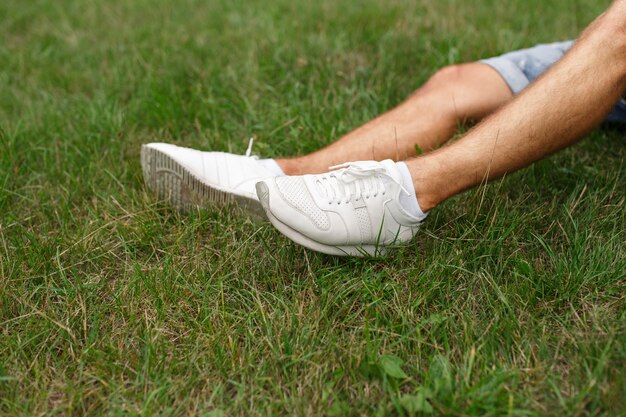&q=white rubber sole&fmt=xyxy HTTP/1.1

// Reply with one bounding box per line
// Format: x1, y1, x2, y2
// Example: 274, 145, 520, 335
140, 144, 266, 219
256, 182, 386, 257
